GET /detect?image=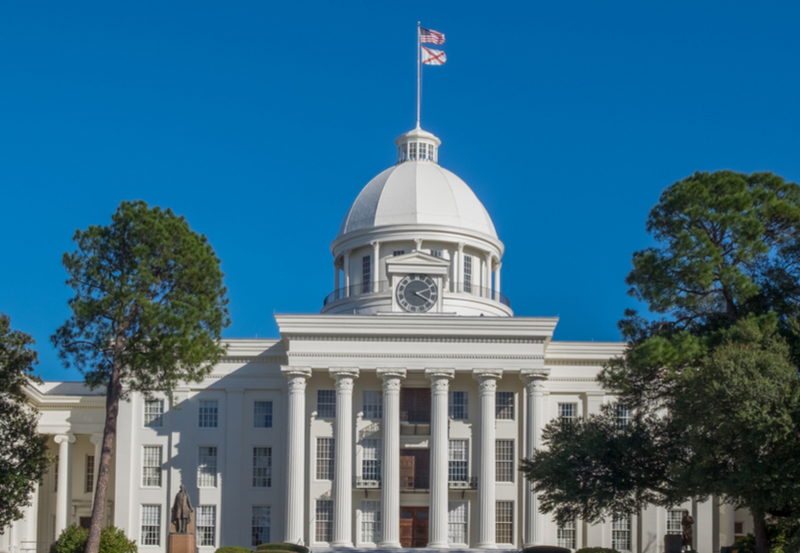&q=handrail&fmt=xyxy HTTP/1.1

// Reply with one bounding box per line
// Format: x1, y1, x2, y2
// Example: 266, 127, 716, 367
323, 280, 510, 308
